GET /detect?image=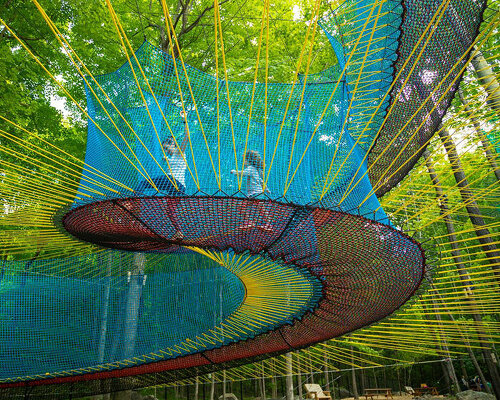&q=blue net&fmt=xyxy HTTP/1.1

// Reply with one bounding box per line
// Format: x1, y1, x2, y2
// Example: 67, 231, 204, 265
0, 250, 322, 381
77, 21, 396, 222
0, 0, 489, 396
